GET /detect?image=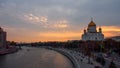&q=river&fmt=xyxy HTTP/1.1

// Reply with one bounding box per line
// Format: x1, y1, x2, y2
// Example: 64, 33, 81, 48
0, 47, 74, 68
